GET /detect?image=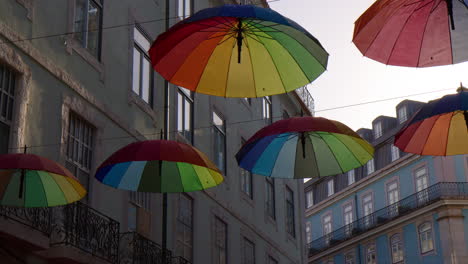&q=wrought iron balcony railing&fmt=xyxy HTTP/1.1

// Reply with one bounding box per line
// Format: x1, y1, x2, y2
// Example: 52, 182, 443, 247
172, 256, 192, 264
120, 232, 172, 264
0, 206, 52, 236
295, 86, 315, 115
51, 202, 120, 263
308, 182, 468, 256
